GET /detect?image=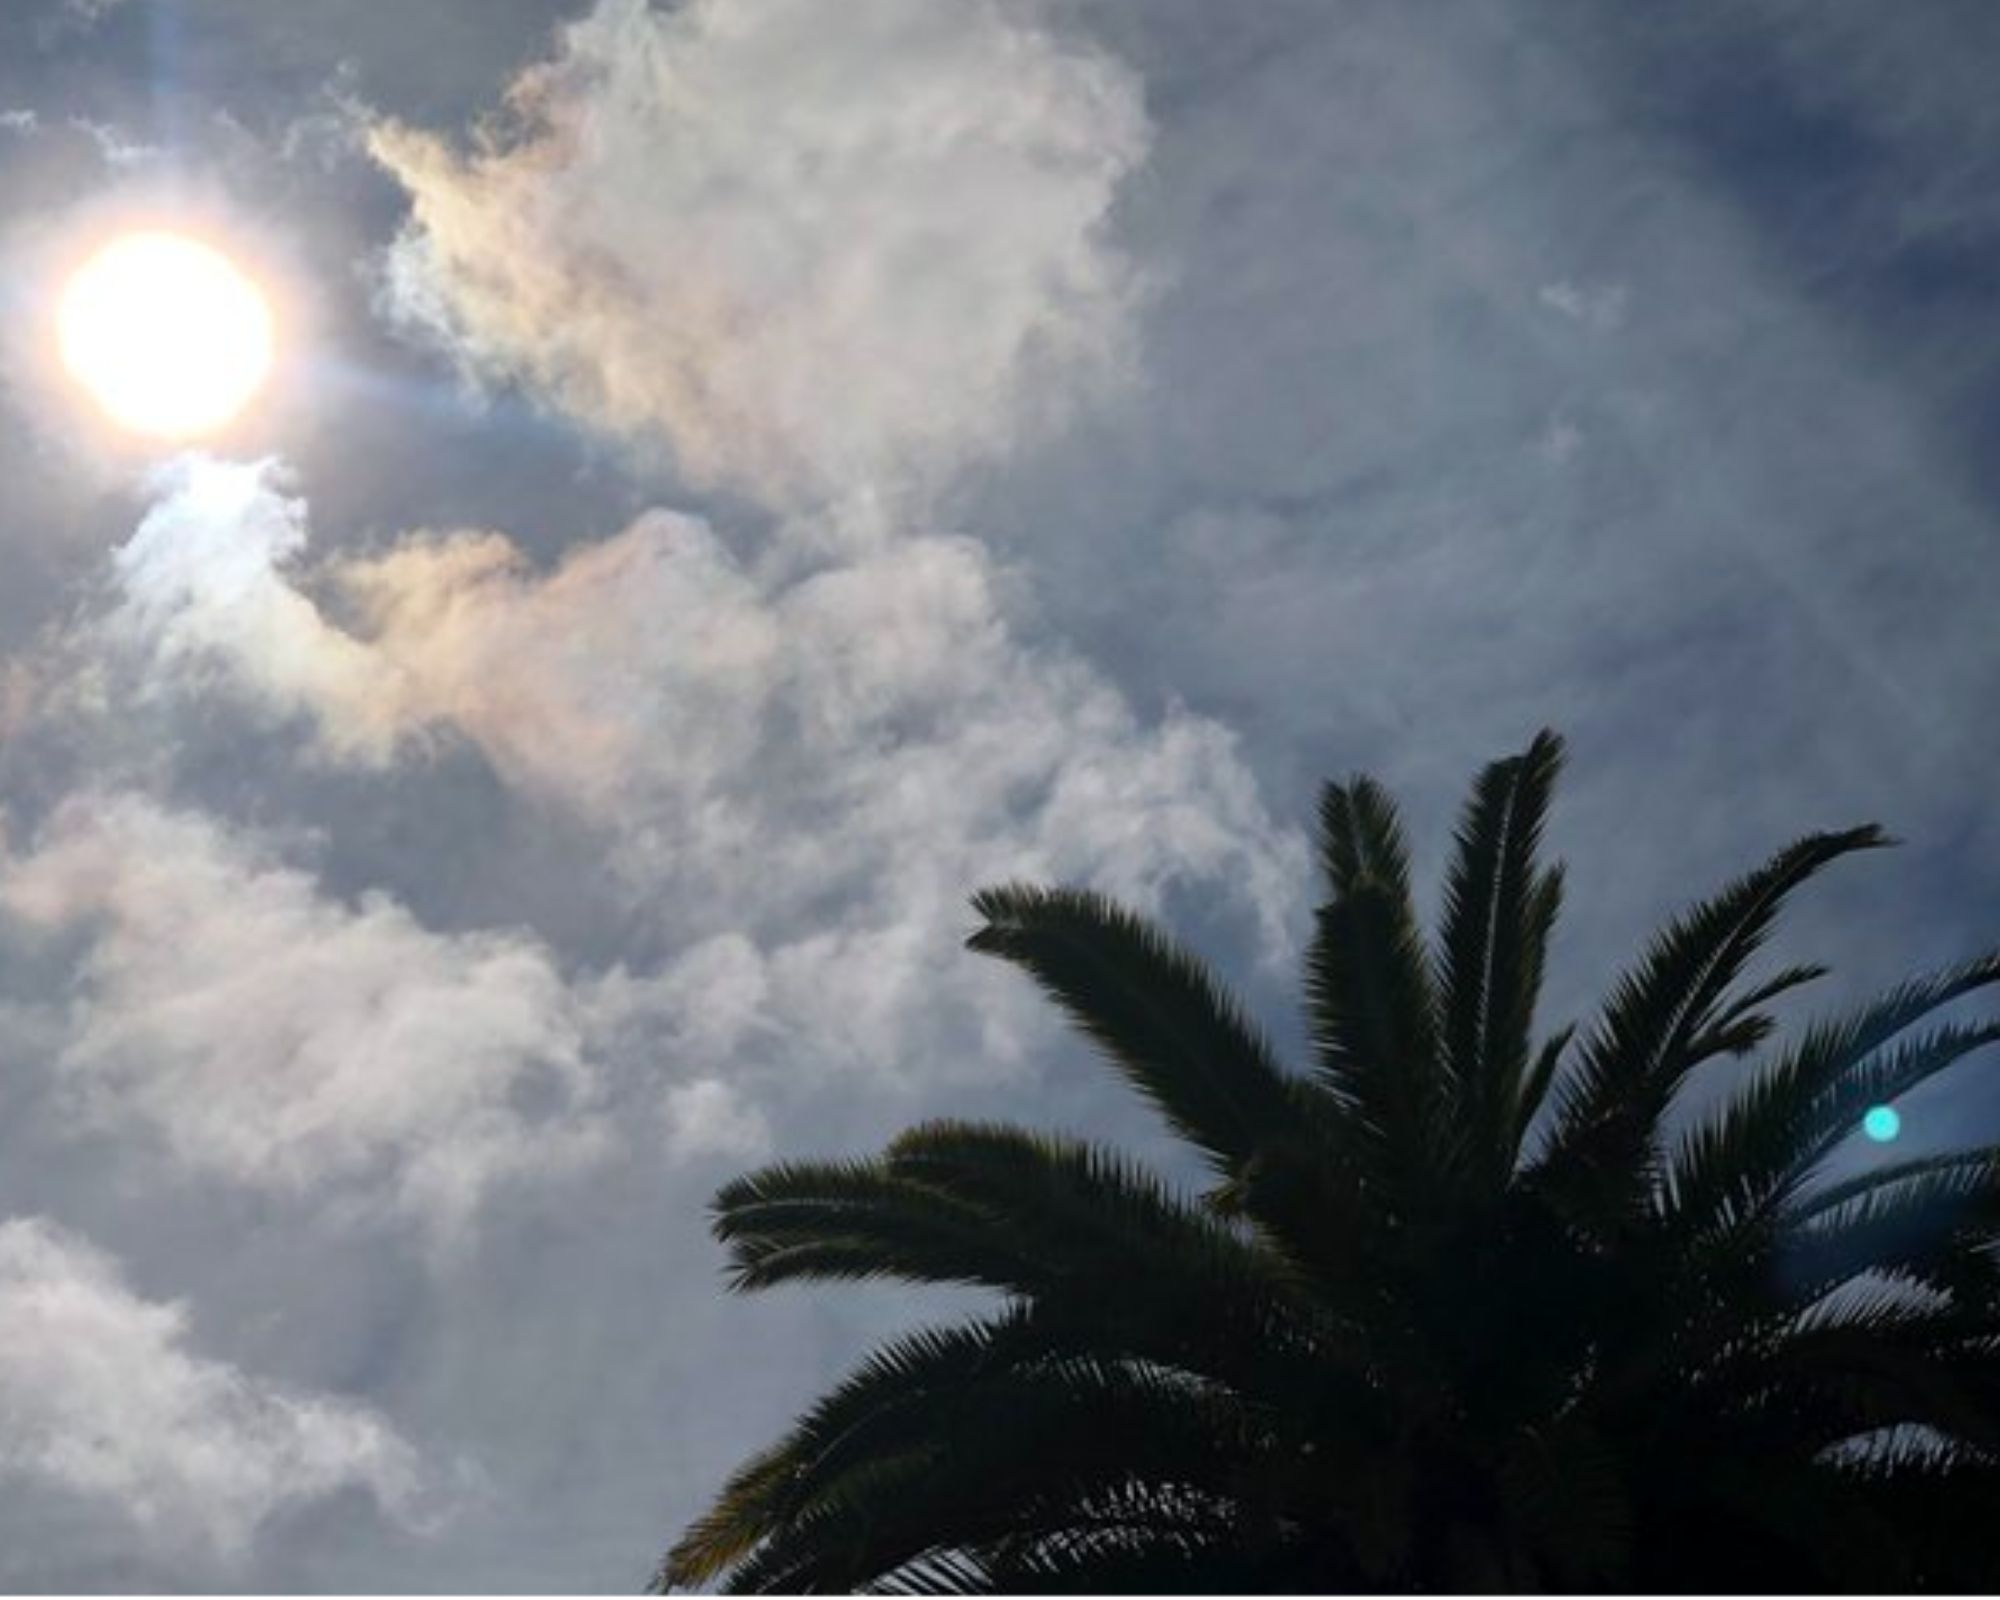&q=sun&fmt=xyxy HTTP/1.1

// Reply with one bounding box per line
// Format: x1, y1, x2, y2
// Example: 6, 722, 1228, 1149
58, 230, 275, 441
